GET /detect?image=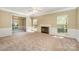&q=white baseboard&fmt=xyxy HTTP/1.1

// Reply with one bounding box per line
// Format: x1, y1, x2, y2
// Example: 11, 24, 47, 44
50, 27, 79, 41
76, 30, 79, 41
0, 27, 79, 42
0, 28, 12, 37
26, 27, 32, 32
